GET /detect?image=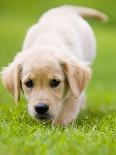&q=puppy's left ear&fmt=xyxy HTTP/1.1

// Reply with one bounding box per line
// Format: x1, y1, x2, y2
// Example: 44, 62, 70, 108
61, 60, 91, 98
1, 63, 22, 104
